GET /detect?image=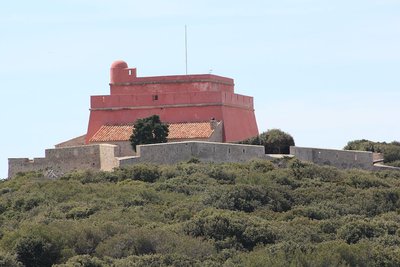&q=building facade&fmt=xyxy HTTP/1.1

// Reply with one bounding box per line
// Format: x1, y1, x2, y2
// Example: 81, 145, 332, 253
86, 60, 259, 144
